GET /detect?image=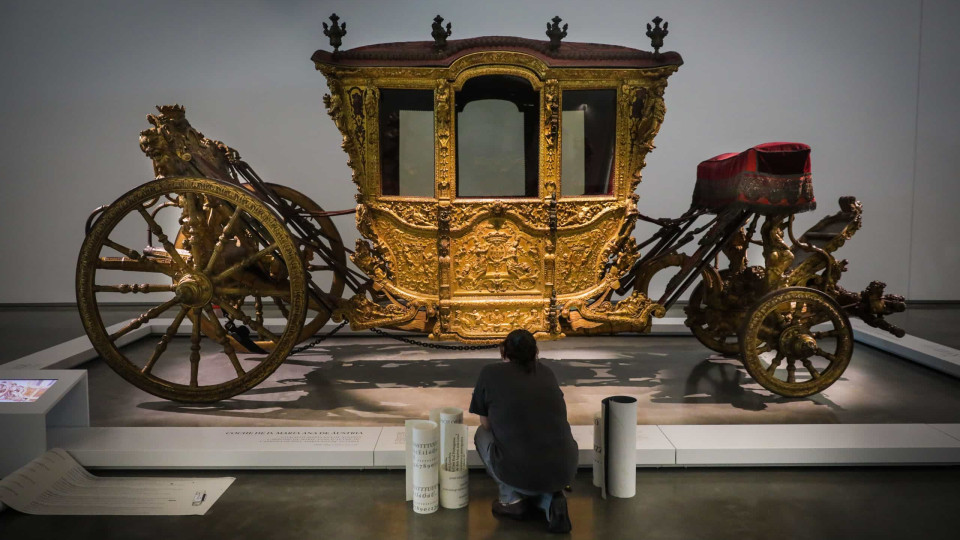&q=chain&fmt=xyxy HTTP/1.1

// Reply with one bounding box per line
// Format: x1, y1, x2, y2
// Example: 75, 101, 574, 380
288, 320, 349, 355
287, 320, 499, 355
369, 327, 499, 350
